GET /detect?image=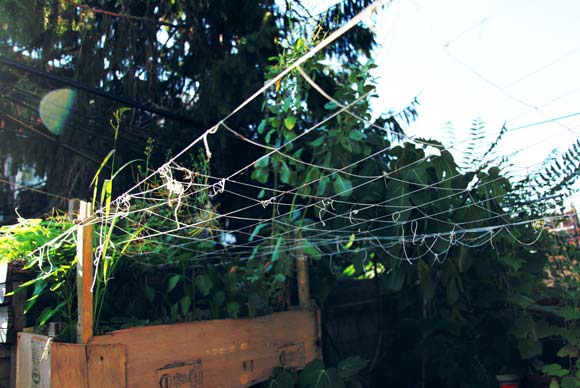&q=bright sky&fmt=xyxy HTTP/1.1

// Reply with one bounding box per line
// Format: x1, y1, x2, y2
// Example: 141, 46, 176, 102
372, 0, 580, 179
